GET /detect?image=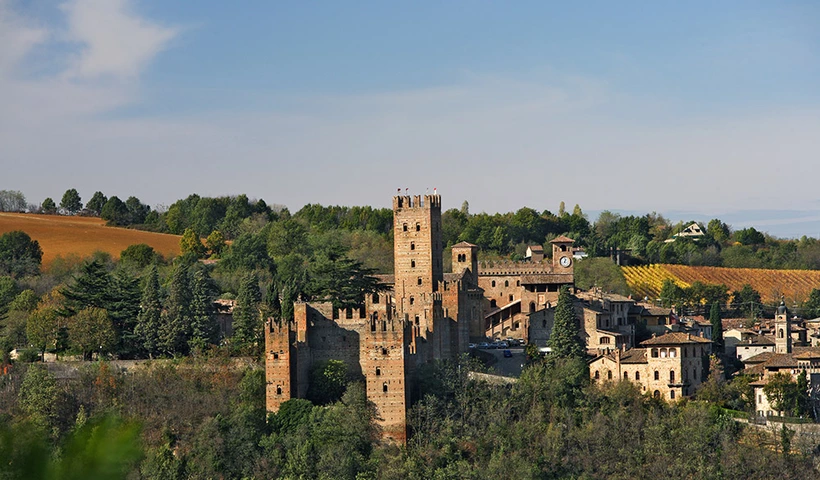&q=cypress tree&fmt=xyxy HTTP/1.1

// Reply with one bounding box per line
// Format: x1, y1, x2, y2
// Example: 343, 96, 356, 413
548, 286, 584, 358
232, 272, 261, 351
710, 302, 723, 353
261, 281, 281, 323
135, 264, 162, 358
108, 269, 141, 357
189, 269, 218, 352
161, 263, 192, 356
